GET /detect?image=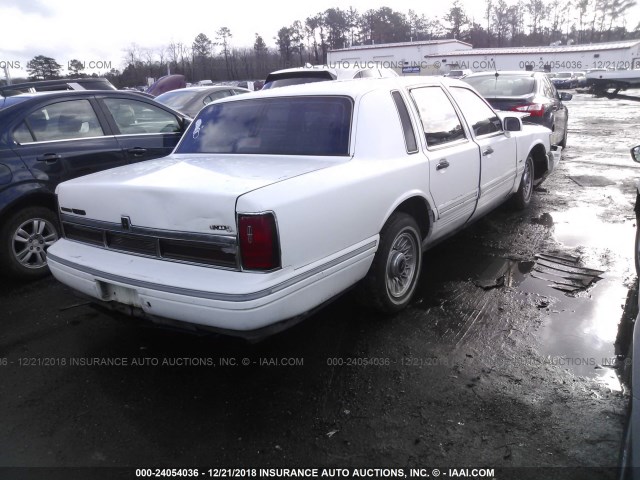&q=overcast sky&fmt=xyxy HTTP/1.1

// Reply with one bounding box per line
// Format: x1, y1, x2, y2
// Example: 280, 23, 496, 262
1, 0, 639, 78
